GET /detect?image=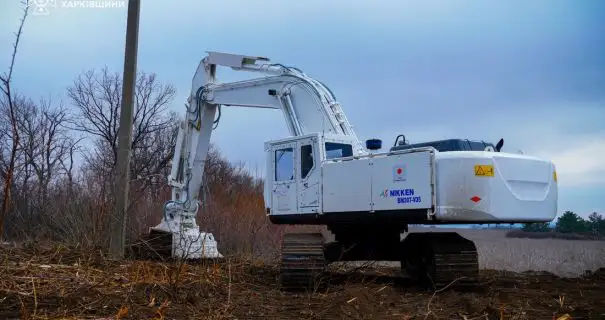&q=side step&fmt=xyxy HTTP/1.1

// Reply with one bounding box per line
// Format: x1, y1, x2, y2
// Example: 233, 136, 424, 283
400, 232, 480, 289
279, 232, 326, 291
